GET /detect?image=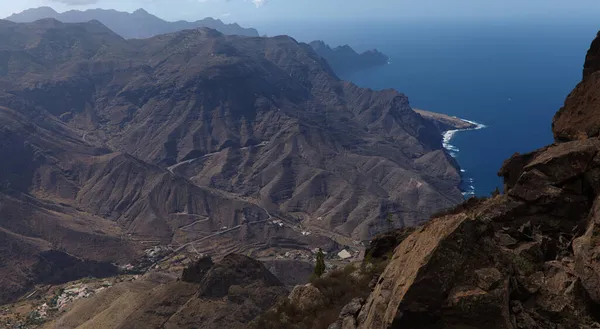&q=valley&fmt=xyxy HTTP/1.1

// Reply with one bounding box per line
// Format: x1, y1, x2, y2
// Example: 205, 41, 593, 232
0, 17, 470, 311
